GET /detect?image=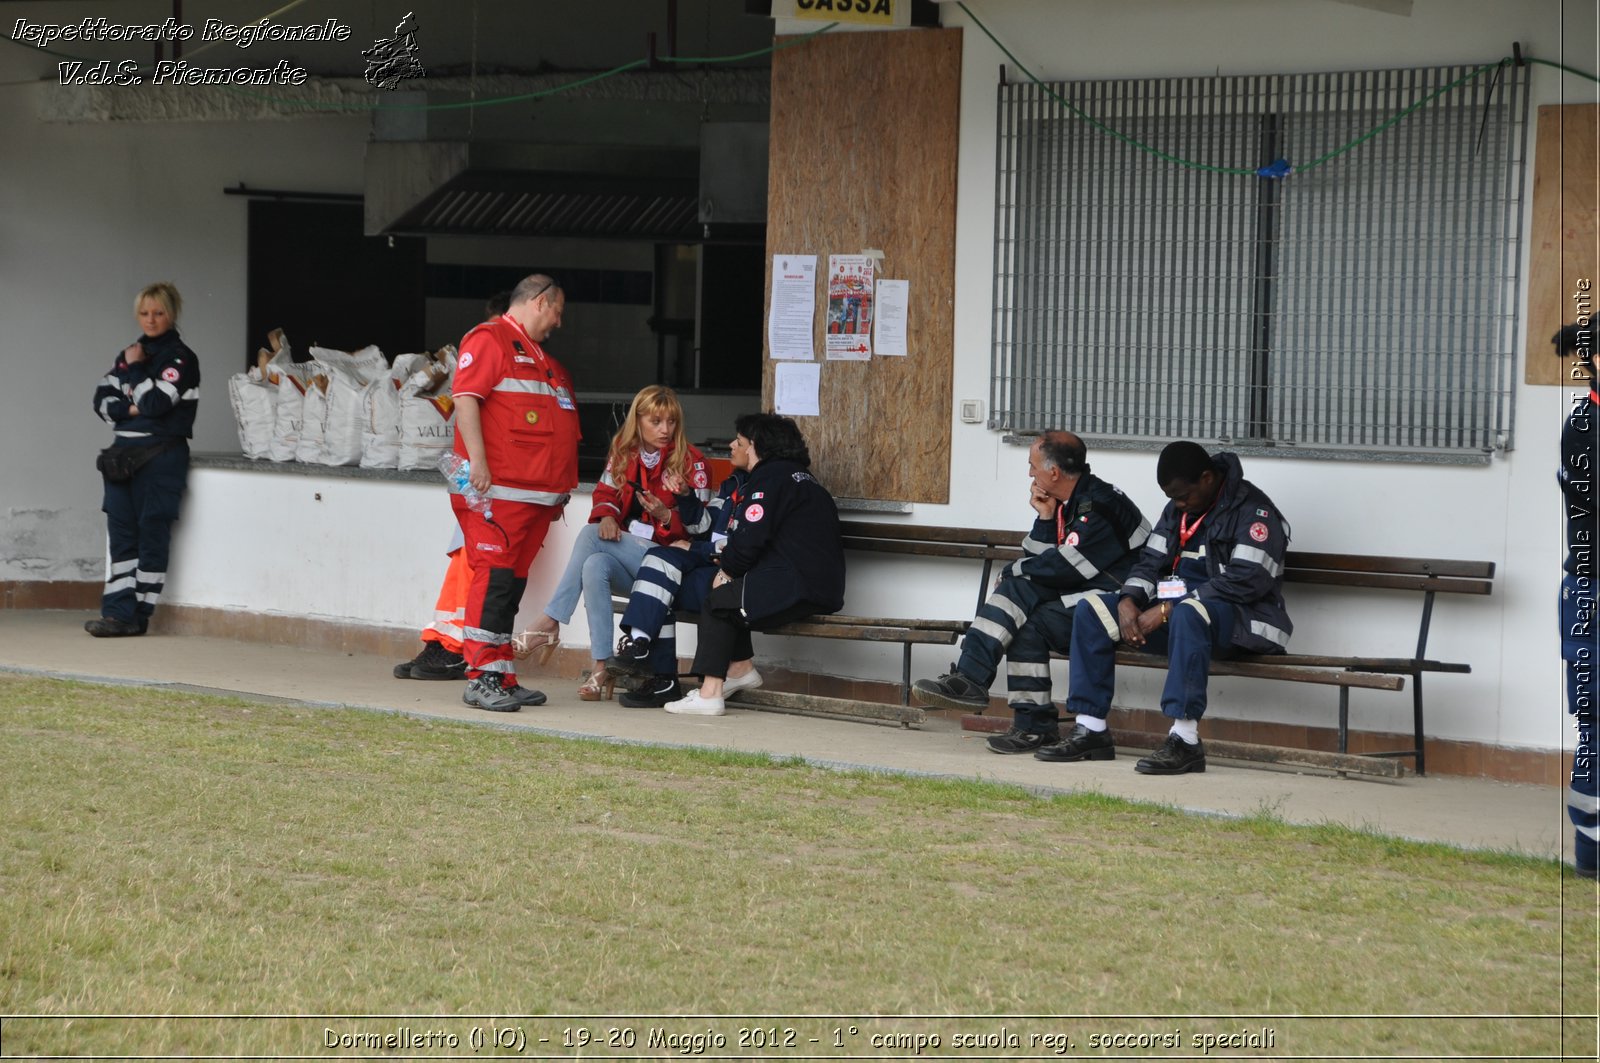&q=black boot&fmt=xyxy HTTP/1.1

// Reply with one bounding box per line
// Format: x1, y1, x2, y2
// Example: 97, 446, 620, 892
1033, 723, 1116, 762
85, 617, 146, 638
618, 675, 682, 708
1135, 733, 1207, 775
